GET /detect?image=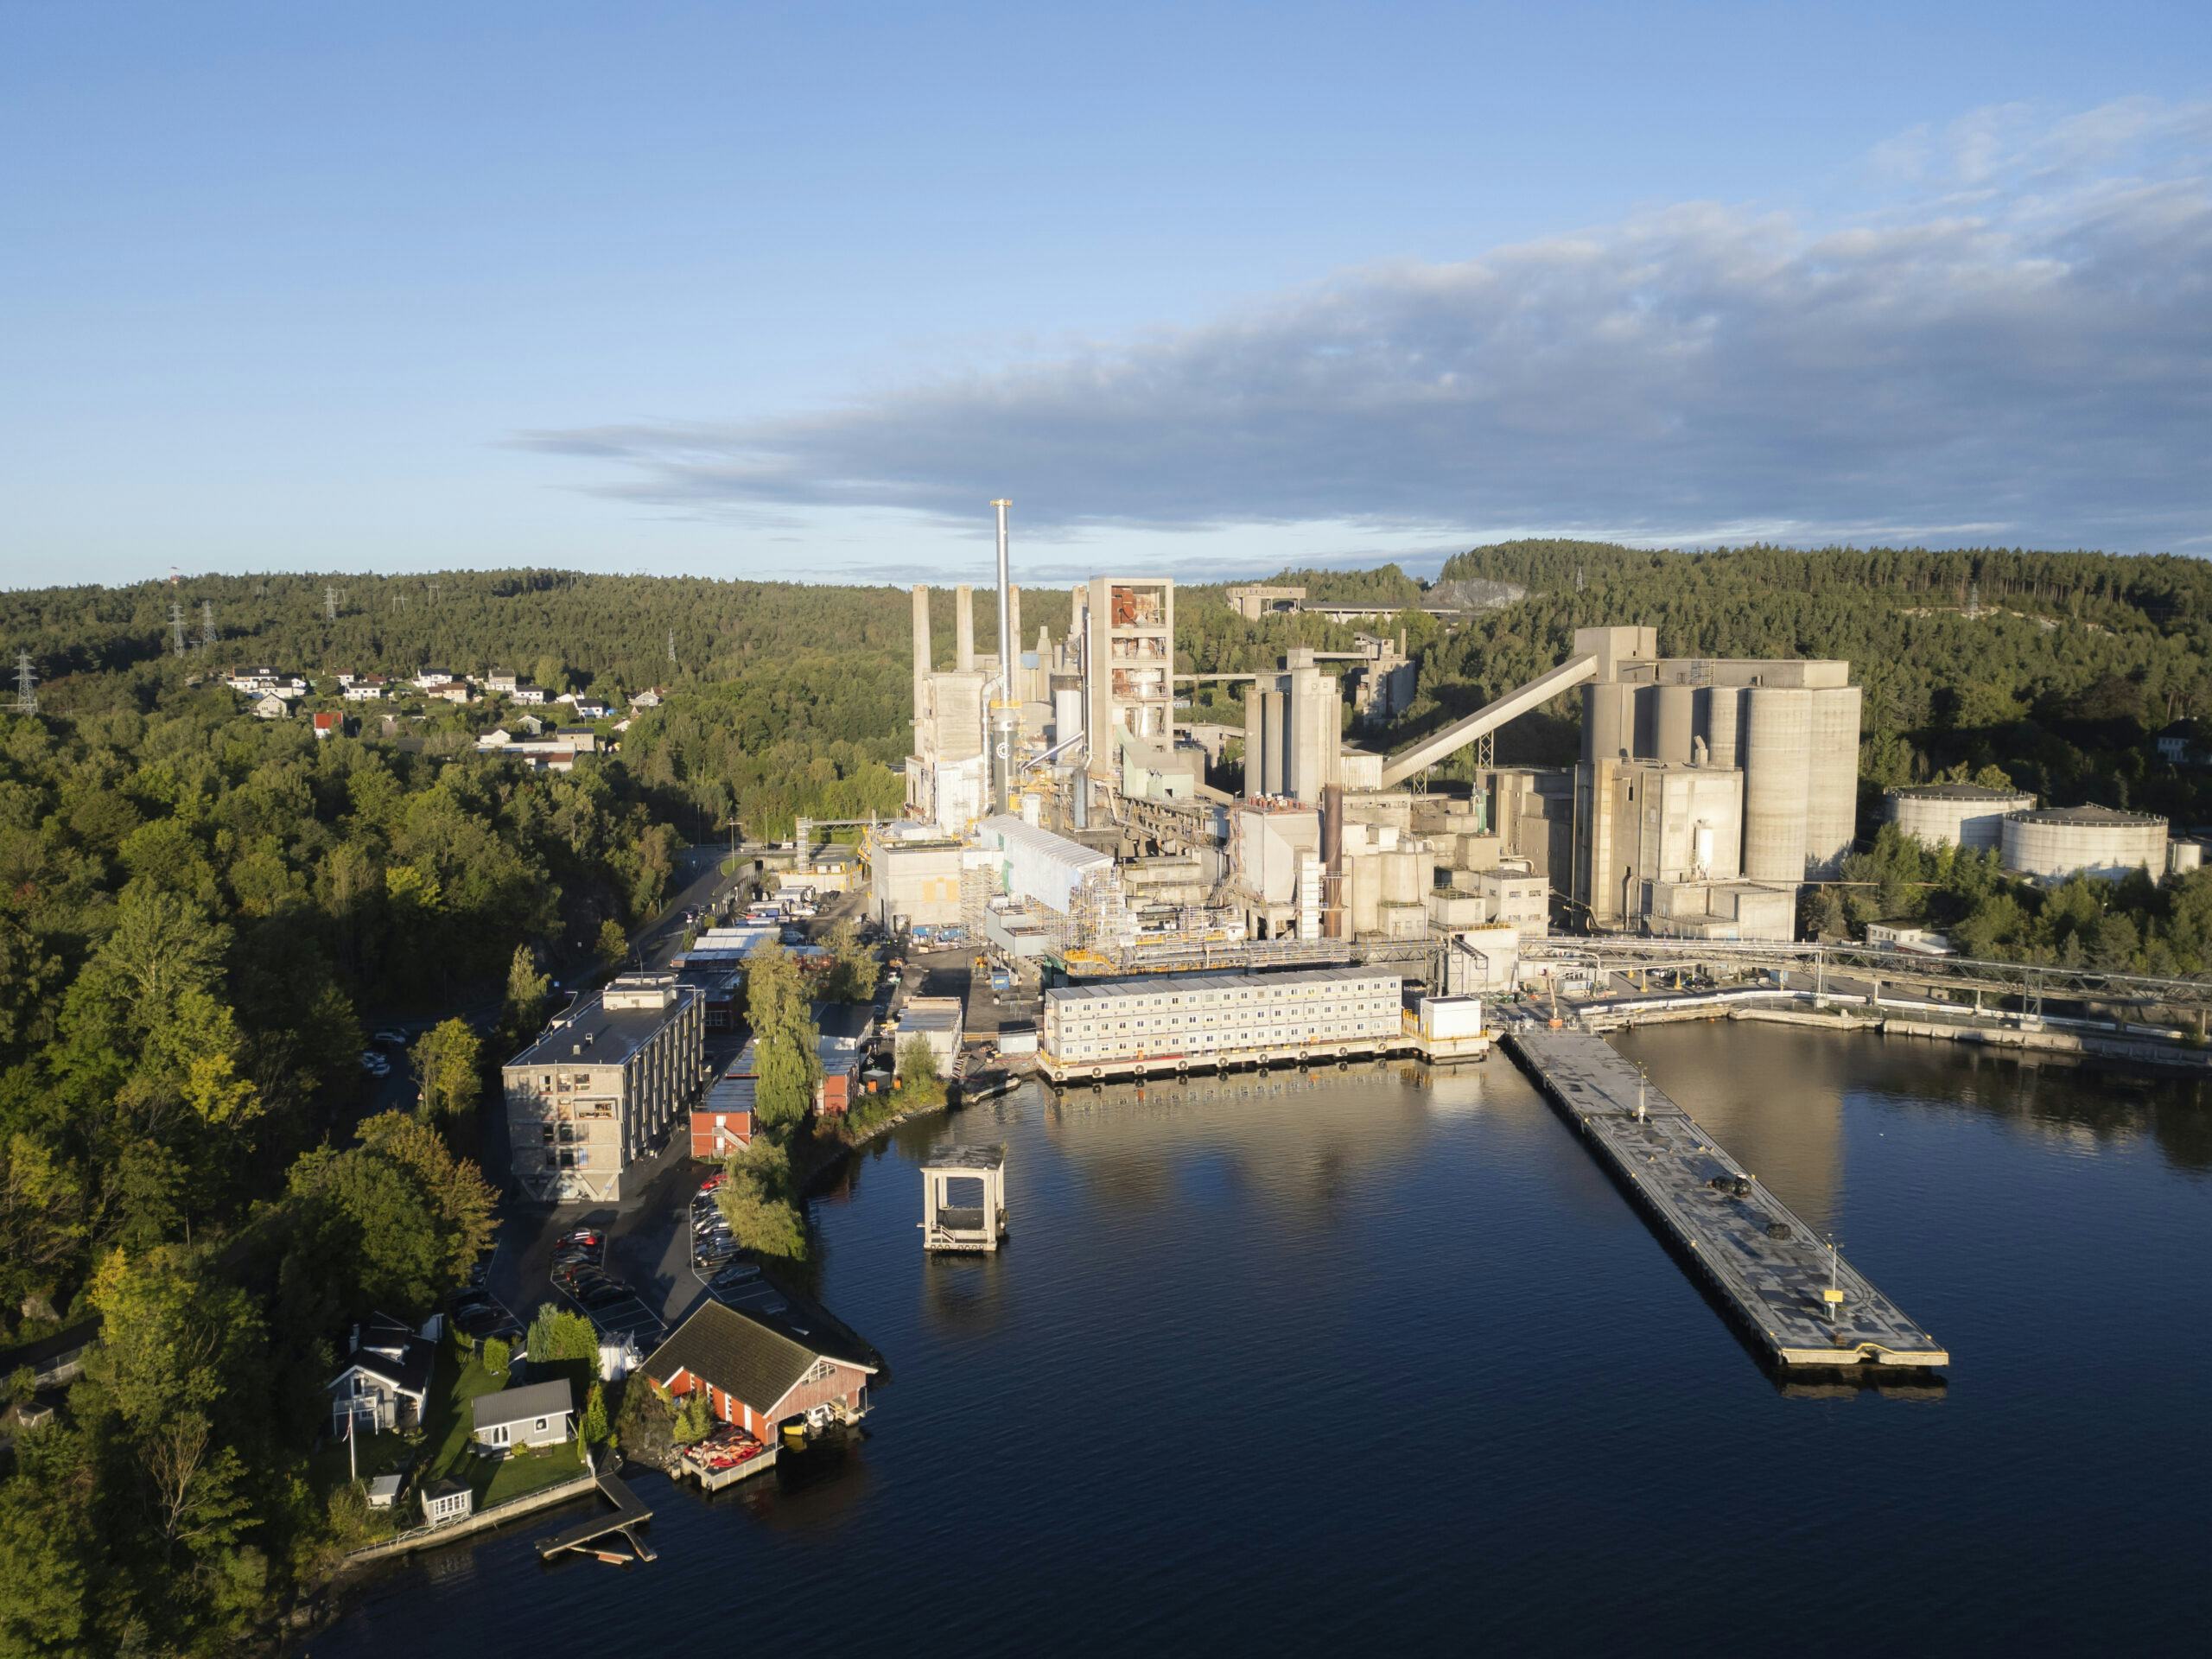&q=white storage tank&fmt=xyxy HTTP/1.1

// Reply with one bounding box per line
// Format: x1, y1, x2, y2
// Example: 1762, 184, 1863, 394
1803, 684, 1862, 875
1885, 783, 2037, 852
2171, 839, 2203, 875
2000, 805, 2168, 883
